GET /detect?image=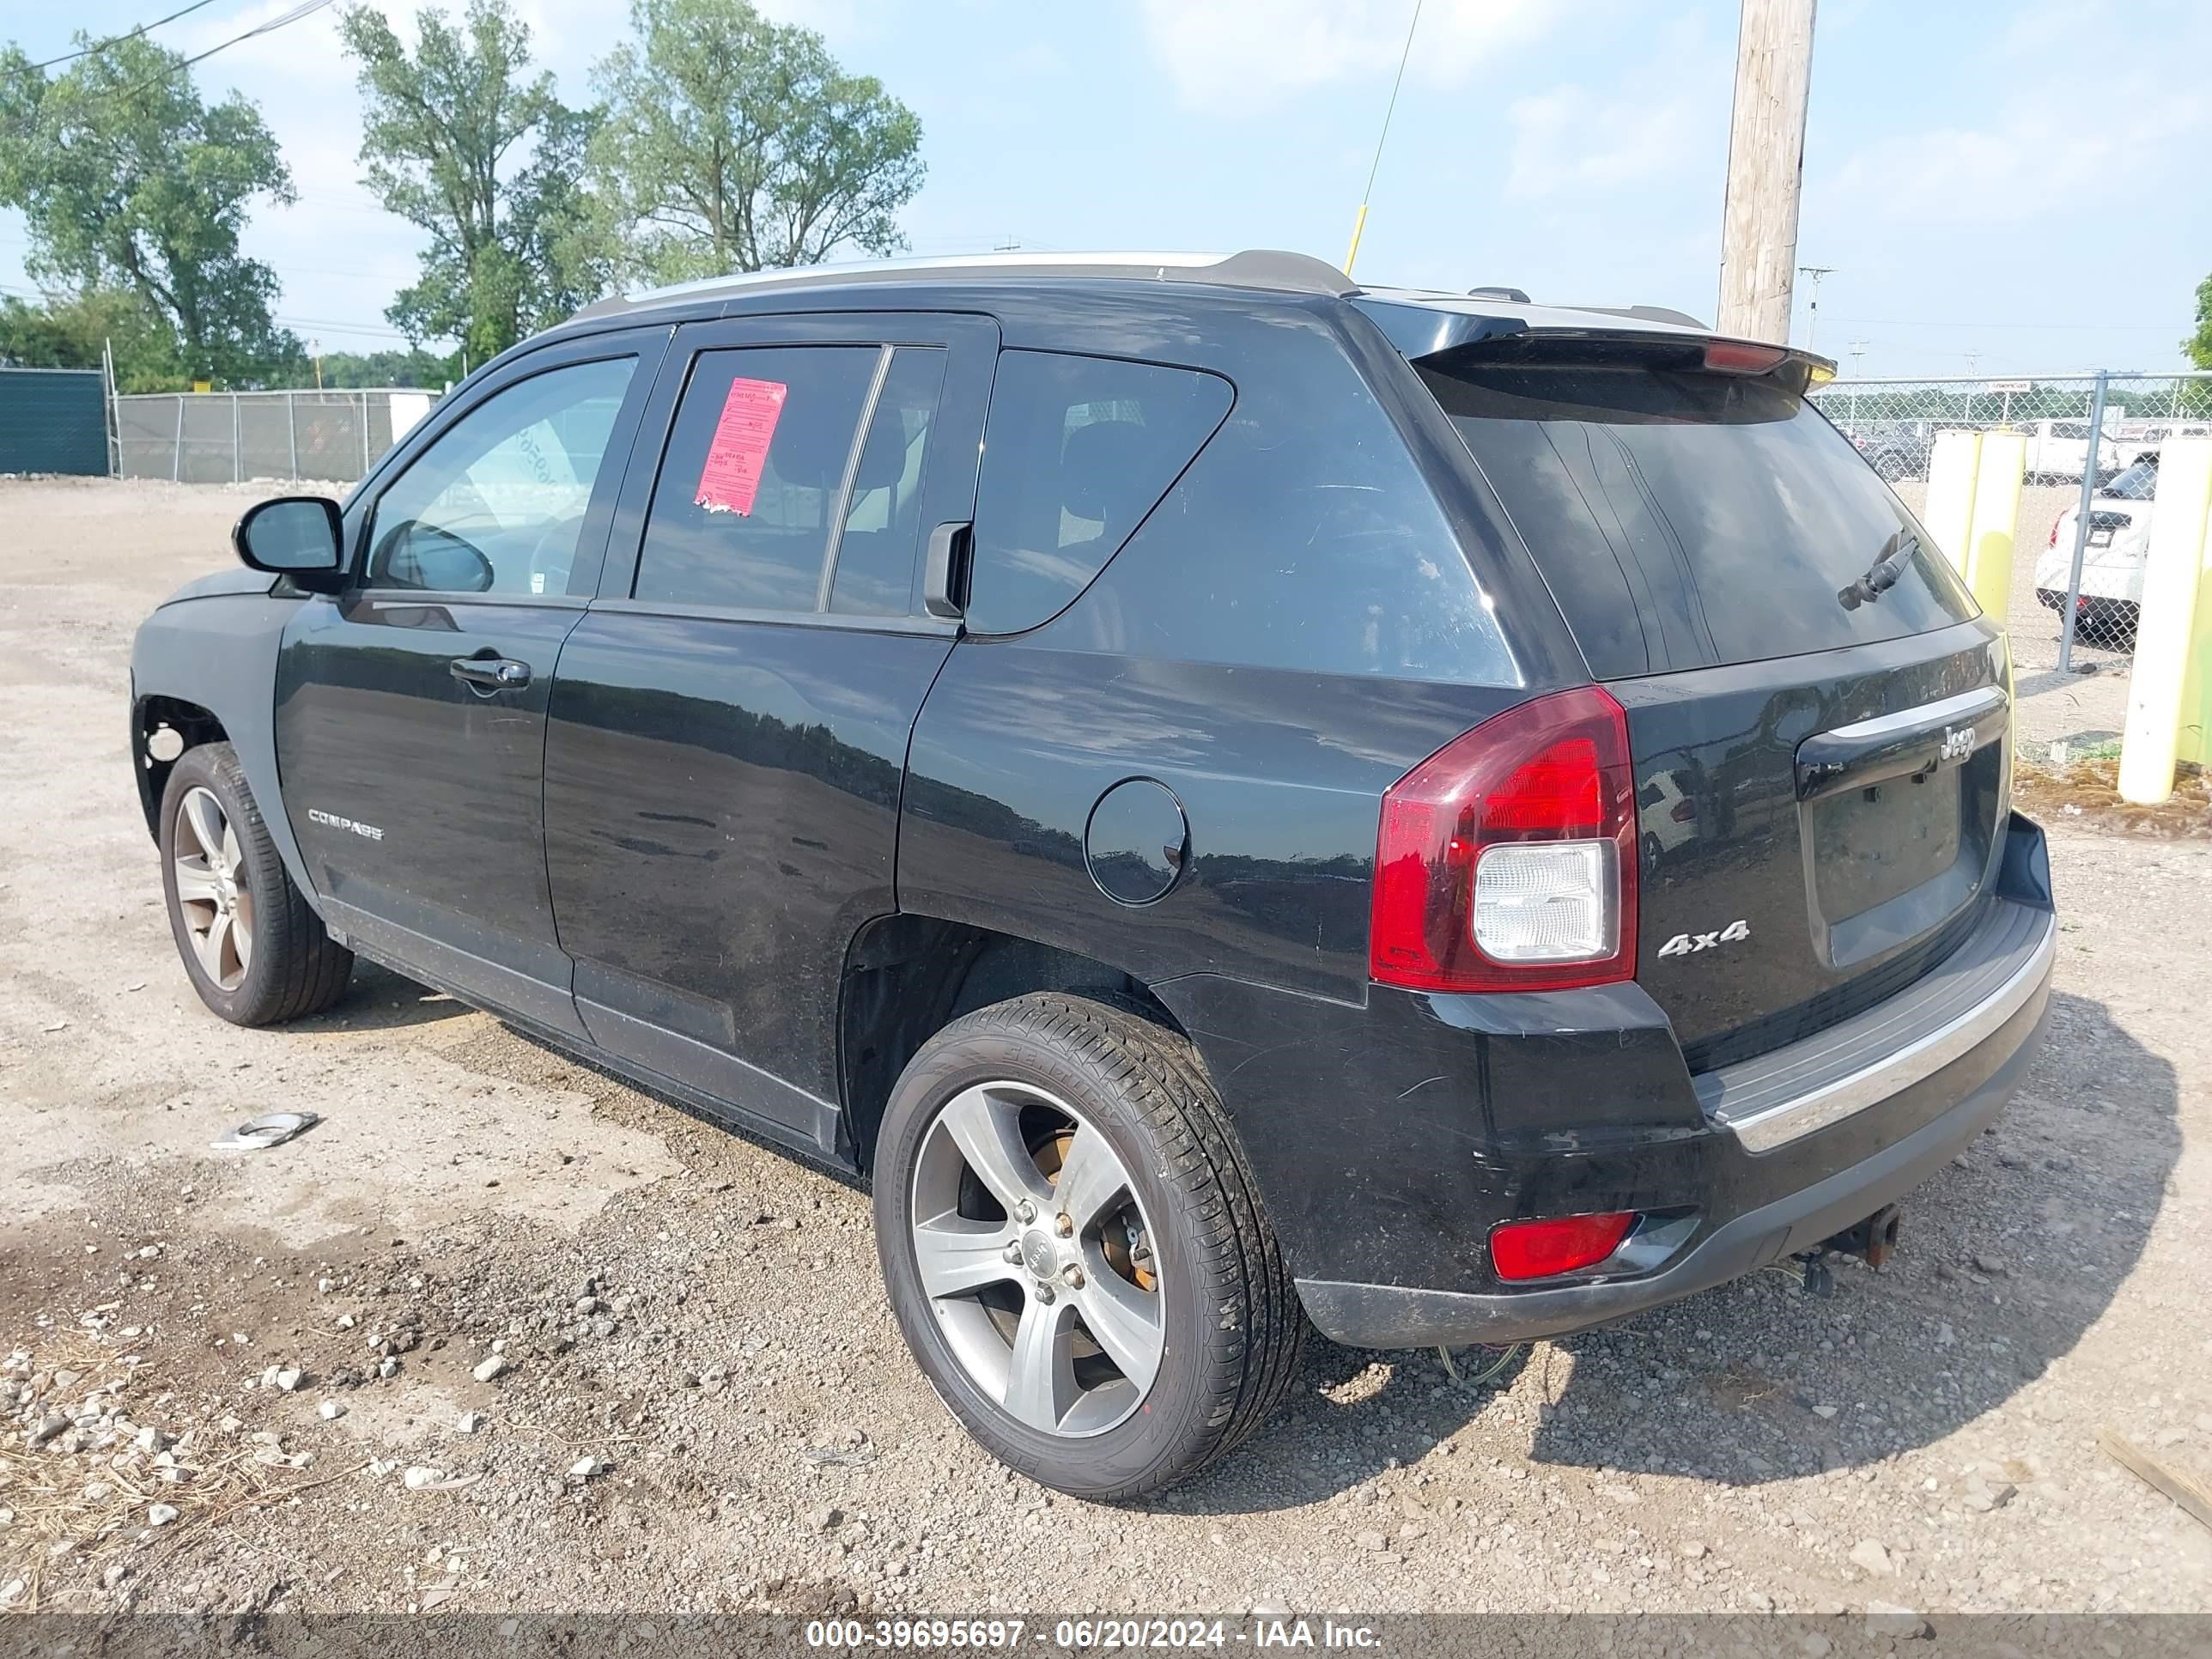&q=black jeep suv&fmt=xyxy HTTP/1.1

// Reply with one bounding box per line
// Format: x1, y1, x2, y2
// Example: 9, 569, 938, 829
131, 250, 2055, 1498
